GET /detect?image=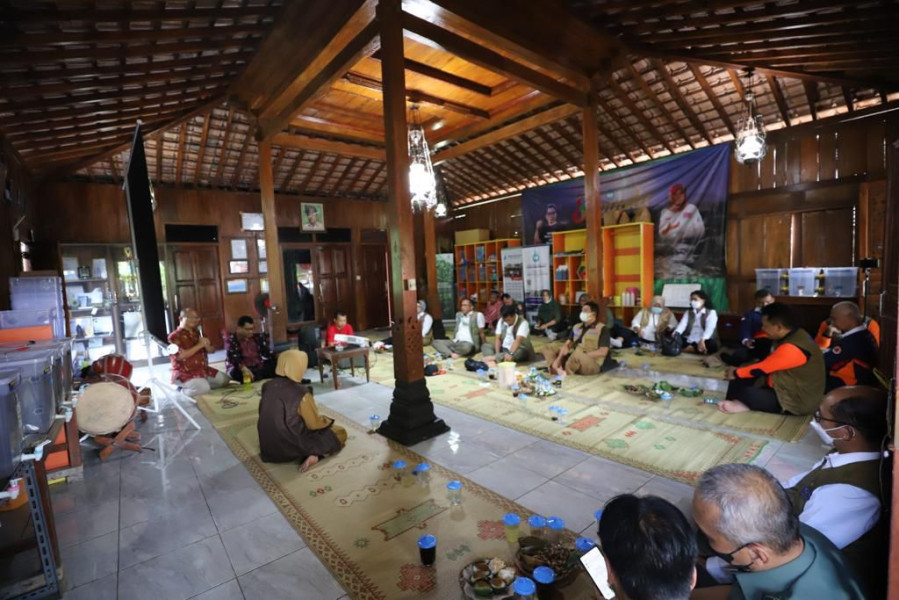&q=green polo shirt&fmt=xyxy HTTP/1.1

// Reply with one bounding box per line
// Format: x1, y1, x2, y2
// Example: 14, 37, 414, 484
730, 524, 866, 600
